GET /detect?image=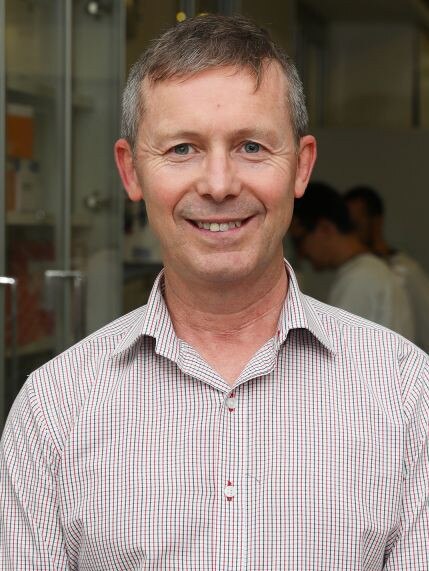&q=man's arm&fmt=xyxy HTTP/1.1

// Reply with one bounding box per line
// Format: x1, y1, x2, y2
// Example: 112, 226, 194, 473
0, 375, 71, 569
384, 356, 429, 568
